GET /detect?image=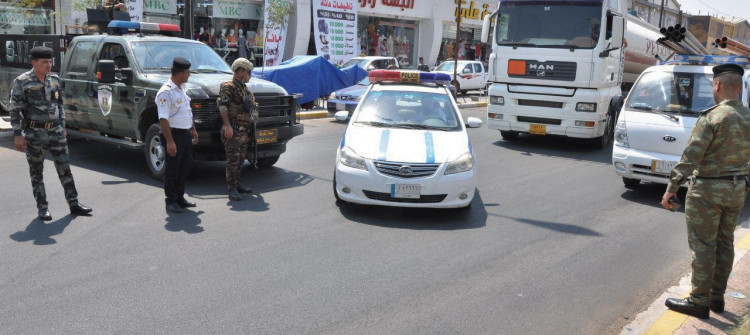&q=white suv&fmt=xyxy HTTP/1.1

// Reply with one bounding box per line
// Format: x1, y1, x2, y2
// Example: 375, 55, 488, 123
432, 60, 488, 94
341, 56, 400, 71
